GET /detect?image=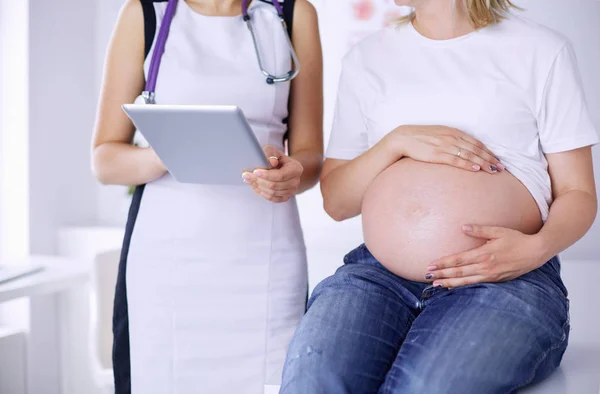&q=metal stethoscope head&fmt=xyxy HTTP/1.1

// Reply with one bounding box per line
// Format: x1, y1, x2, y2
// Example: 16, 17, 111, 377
141, 0, 299, 105
242, 0, 300, 85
